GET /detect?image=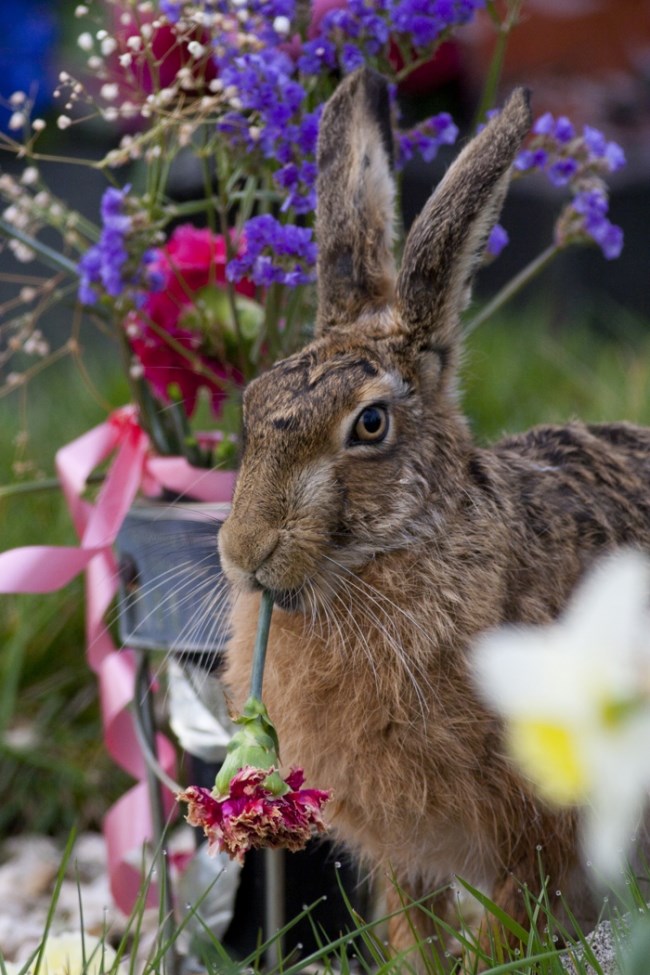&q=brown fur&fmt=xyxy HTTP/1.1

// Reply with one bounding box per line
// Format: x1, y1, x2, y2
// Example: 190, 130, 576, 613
217, 69, 650, 962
